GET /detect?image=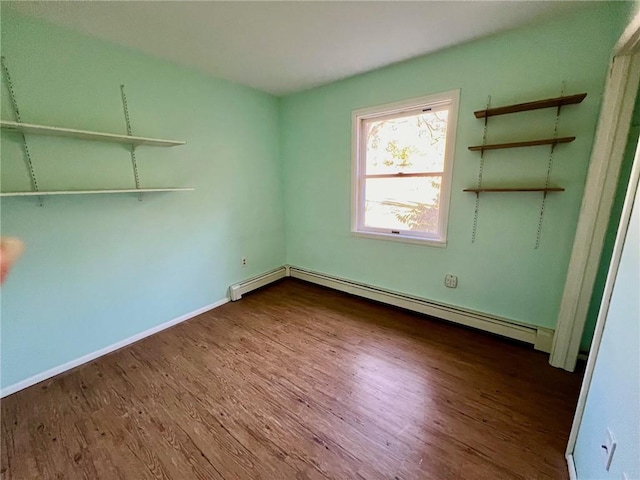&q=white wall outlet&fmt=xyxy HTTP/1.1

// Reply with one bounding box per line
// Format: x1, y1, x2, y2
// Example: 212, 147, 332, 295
241, 258, 247, 267
601, 428, 617, 471
444, 274, 458, 288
